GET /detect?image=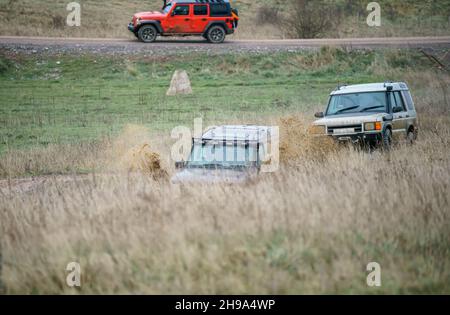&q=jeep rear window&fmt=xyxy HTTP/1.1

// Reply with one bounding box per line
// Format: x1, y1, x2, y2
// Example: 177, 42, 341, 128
210, 3, 231, 17
326, 92, 388, 116
194, 5, 208, 15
